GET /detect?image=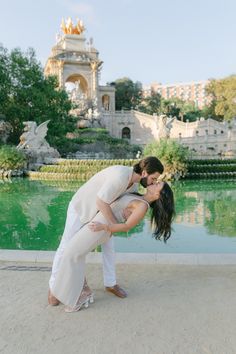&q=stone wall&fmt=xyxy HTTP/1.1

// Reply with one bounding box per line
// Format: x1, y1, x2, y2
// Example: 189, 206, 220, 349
170, 118, 236, 156
101, 110, 159, 145
101, 110, 236, 157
